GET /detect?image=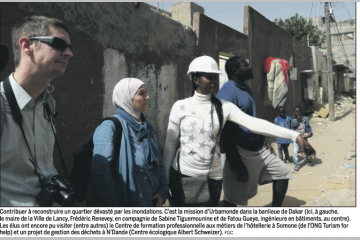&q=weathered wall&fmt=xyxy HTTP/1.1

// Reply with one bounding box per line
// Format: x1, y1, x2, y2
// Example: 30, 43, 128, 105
0, 2, 197, 175
170, 2, 204, 28
312, 17, 356, 81
329, 19, 355, 77
244, 6, 313, 121
330, 20, 356, 92
295, 45, 315, 107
